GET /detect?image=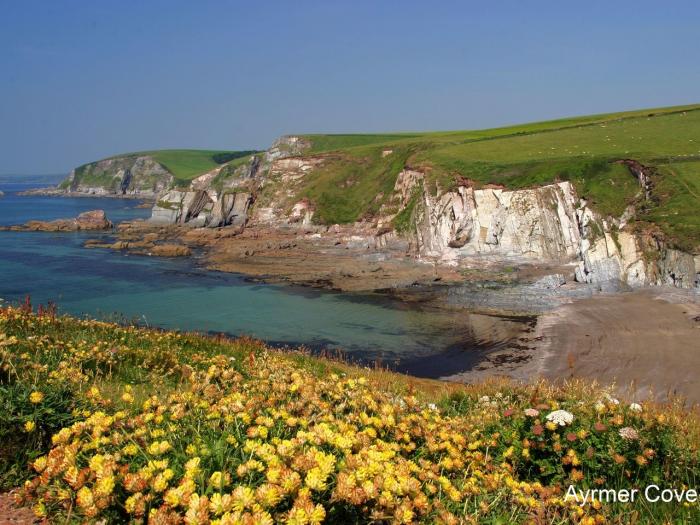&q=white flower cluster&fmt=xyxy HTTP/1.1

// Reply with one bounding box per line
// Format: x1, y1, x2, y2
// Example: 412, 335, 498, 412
546, 409, 575, 426
619, 427, 639, 441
